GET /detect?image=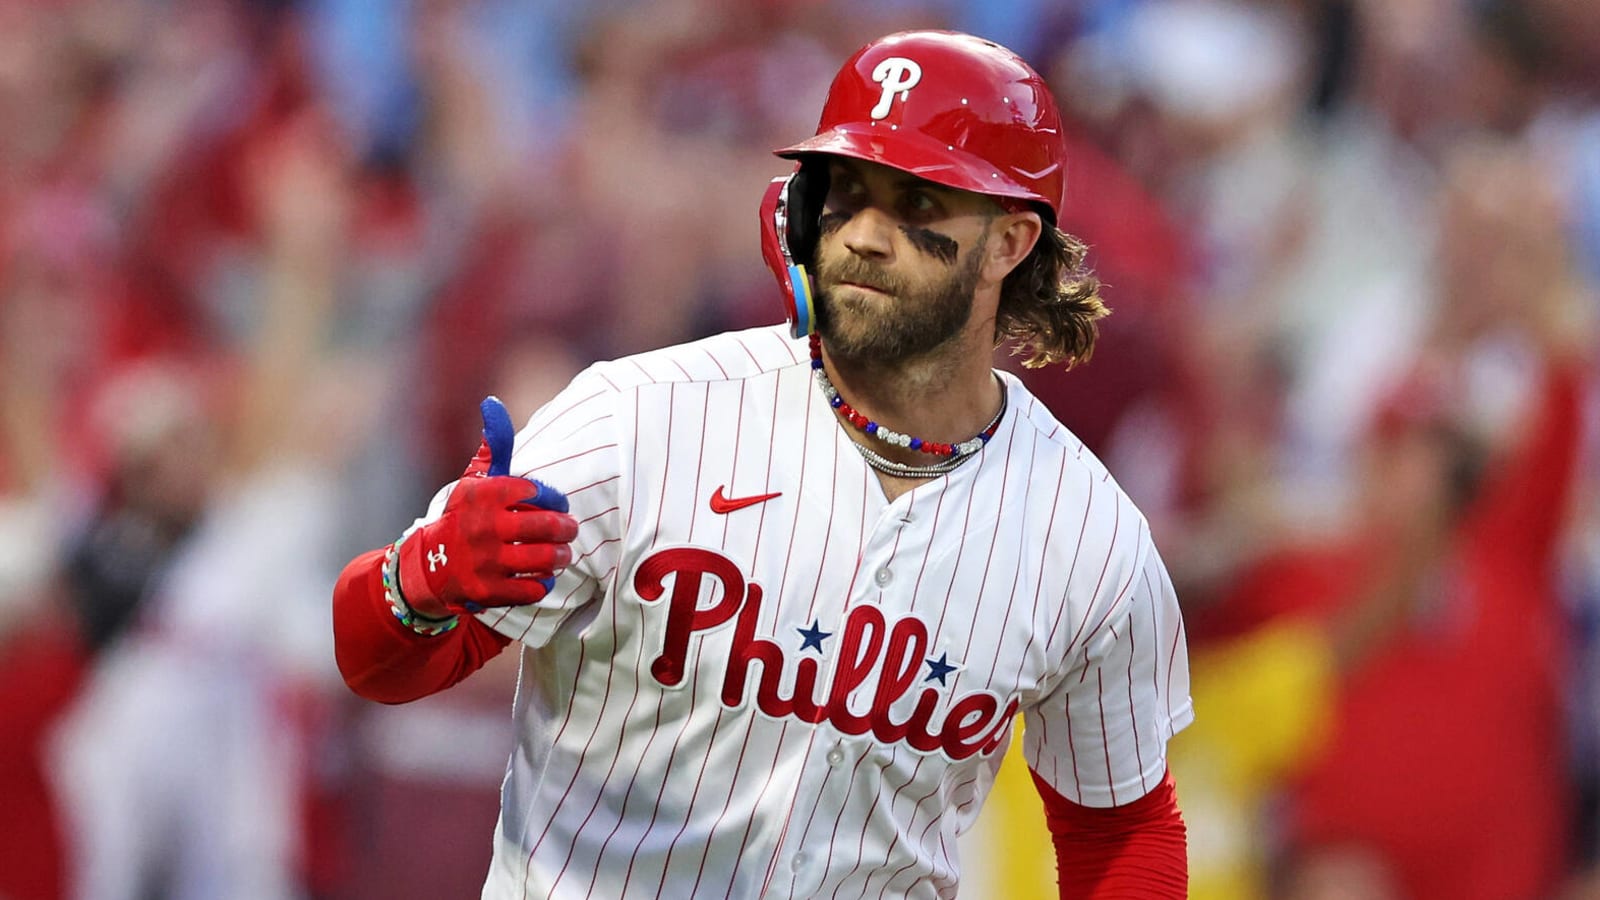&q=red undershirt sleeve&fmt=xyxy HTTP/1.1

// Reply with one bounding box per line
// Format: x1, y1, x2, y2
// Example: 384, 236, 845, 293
332, 548, 512, 704
1032, 767, 1188, 900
